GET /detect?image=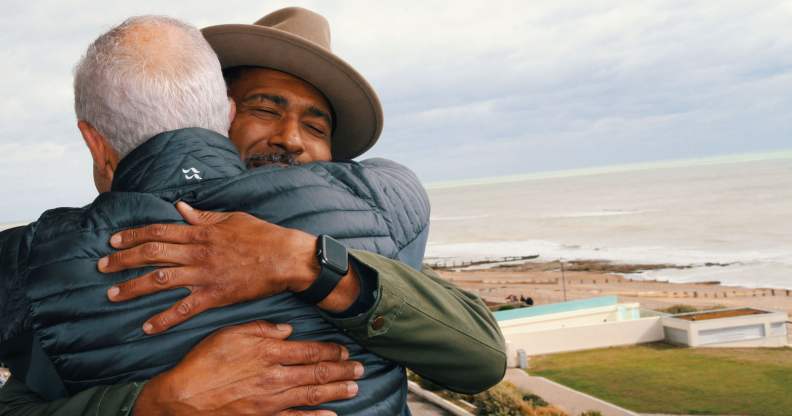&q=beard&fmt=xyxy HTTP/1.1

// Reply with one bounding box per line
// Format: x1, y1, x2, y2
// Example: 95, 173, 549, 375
245, 152, 301, 169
